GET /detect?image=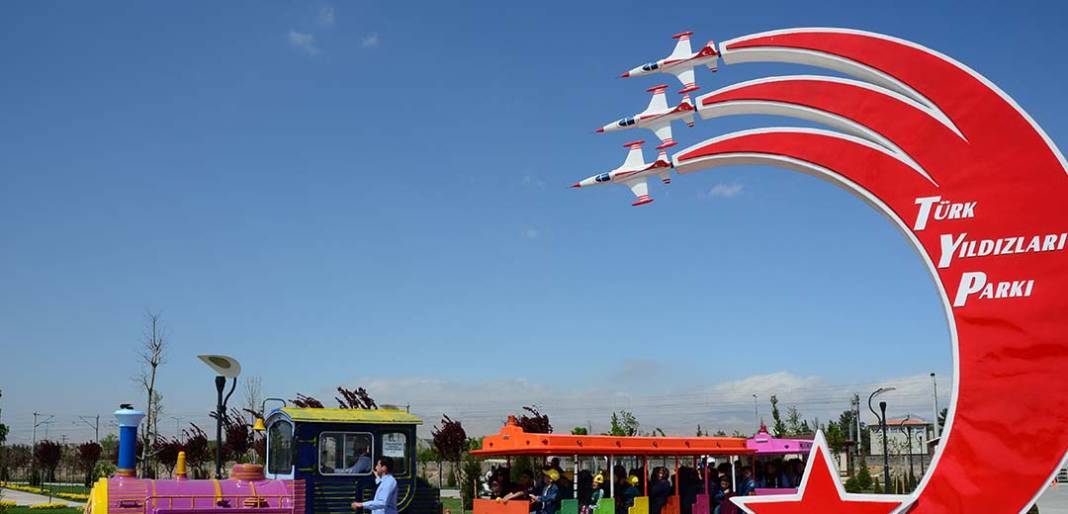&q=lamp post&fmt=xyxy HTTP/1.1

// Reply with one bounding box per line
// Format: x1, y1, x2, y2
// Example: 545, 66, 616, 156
198, 355, 242, 479
868, 387, 895, 493
898, 415, 915, 489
